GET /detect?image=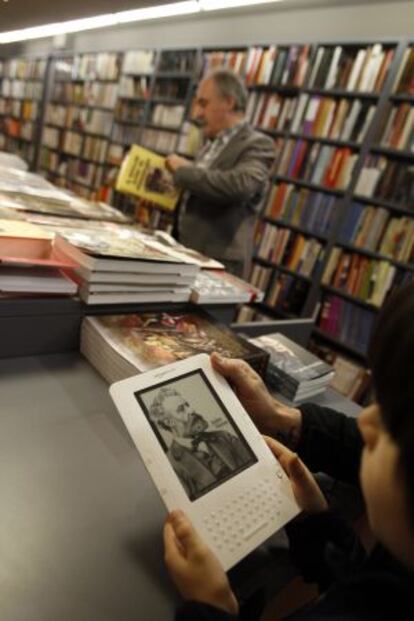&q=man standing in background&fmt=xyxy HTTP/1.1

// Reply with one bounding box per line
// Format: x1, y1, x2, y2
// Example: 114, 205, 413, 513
166, 69, 275, 279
